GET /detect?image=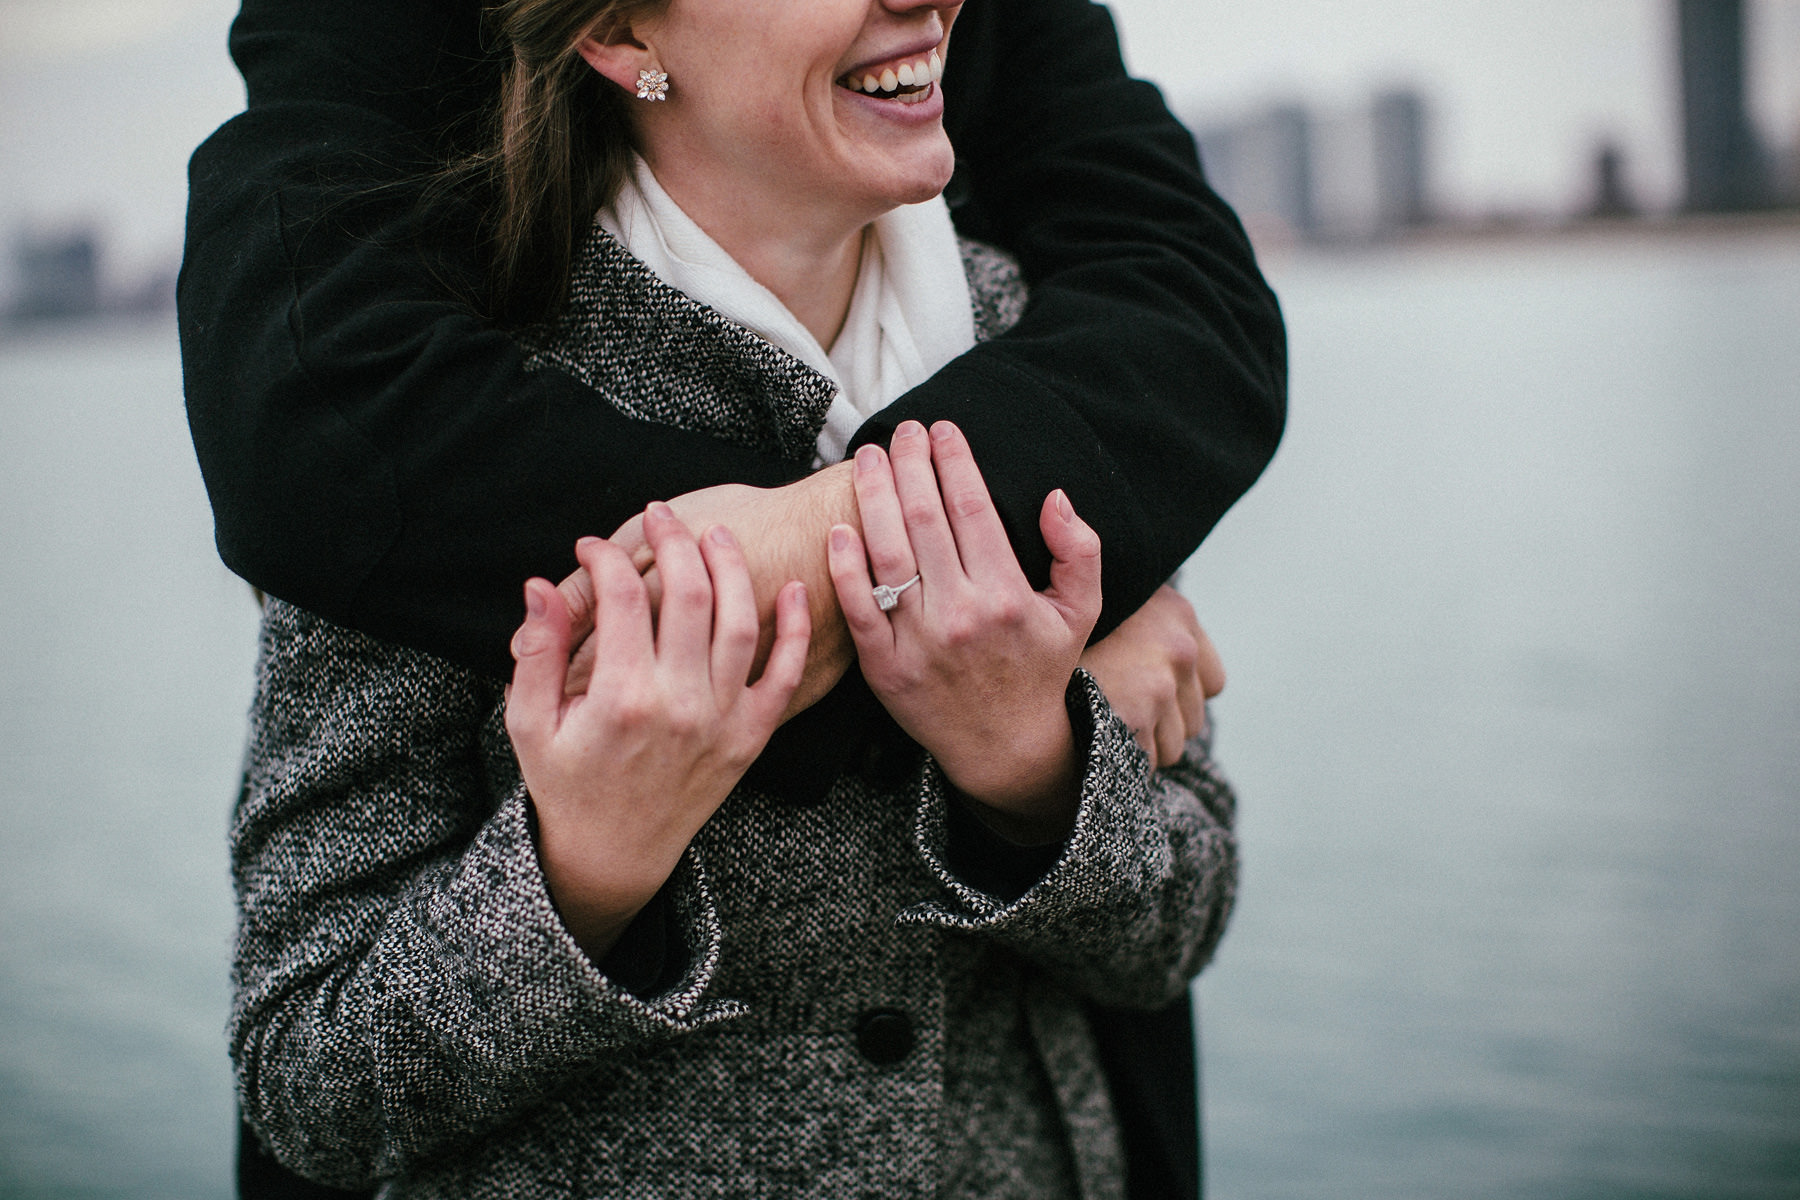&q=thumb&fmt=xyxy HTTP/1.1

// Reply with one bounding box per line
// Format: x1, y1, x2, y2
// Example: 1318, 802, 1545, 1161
1038, 489, 1102, 635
